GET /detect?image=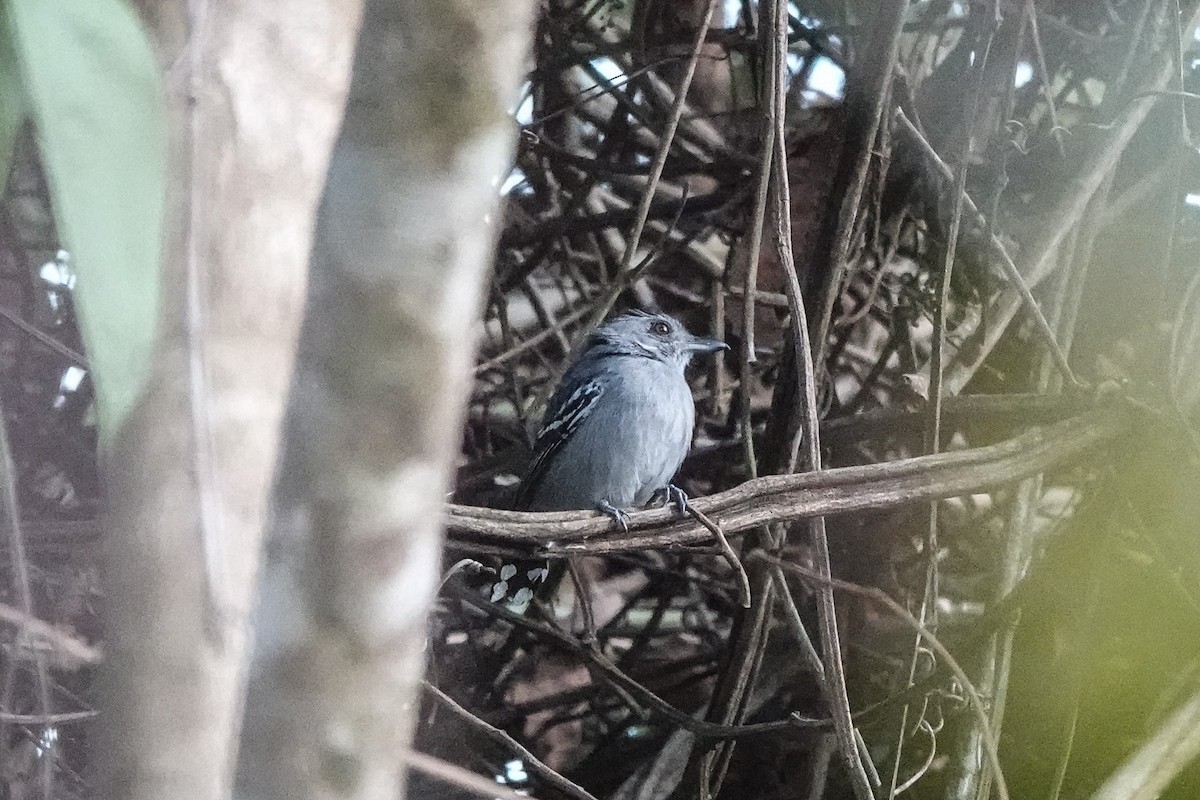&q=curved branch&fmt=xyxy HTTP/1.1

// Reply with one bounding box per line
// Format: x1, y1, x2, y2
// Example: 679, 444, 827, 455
445, 404, 1129, 553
